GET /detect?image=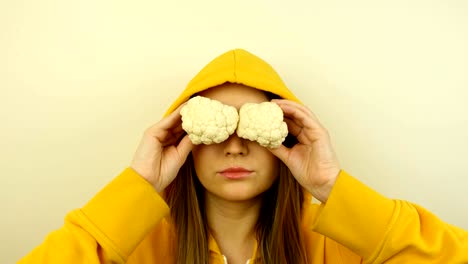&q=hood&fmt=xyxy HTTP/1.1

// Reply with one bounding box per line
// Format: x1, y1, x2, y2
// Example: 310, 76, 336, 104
164, 49, 301, 116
